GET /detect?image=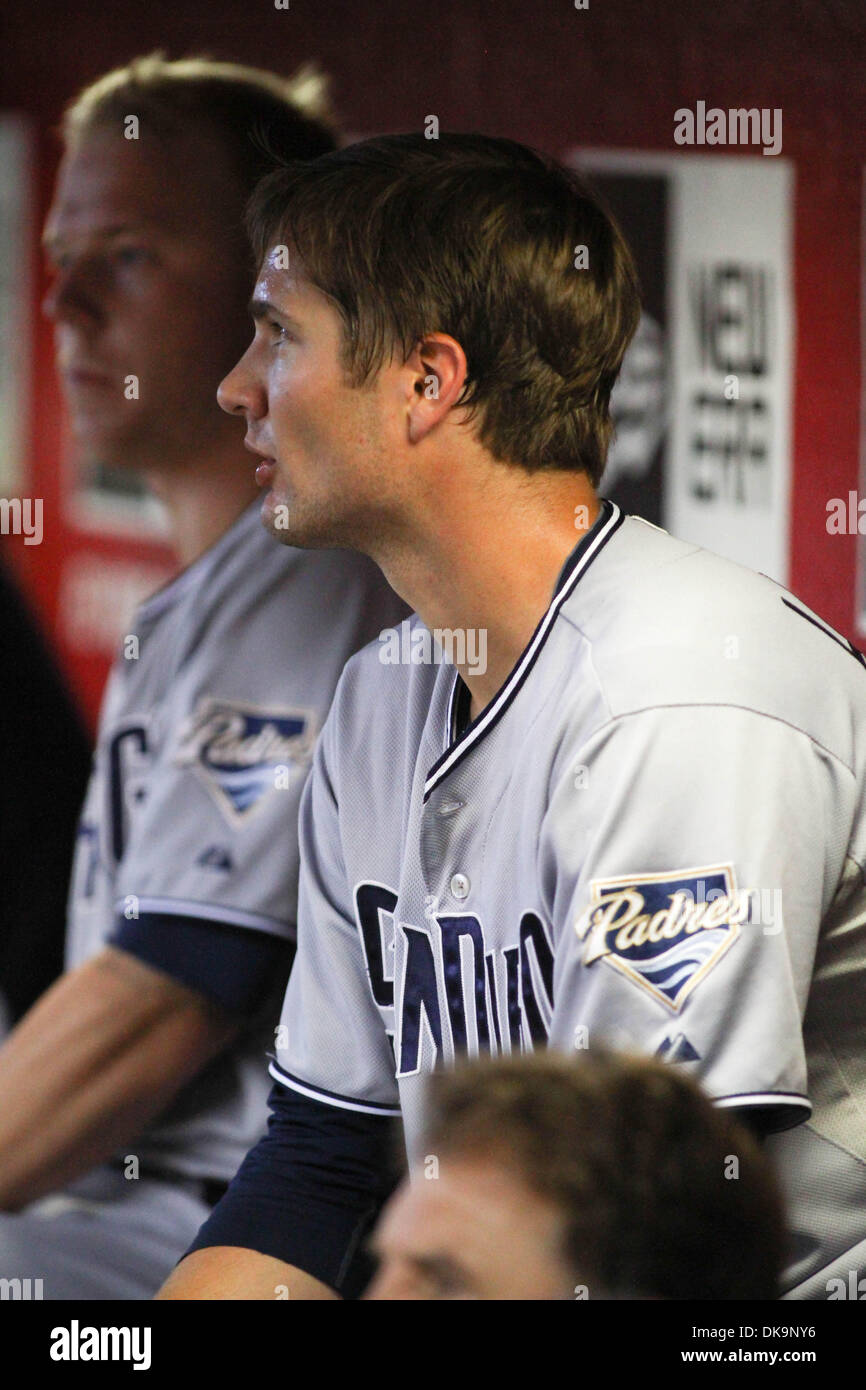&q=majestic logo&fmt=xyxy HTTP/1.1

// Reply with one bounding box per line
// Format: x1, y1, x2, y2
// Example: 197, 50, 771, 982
196, 845, 234, 872
175, 697, 316, 823
575, 865, 747, 1012
656, 1032, 701, 1062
